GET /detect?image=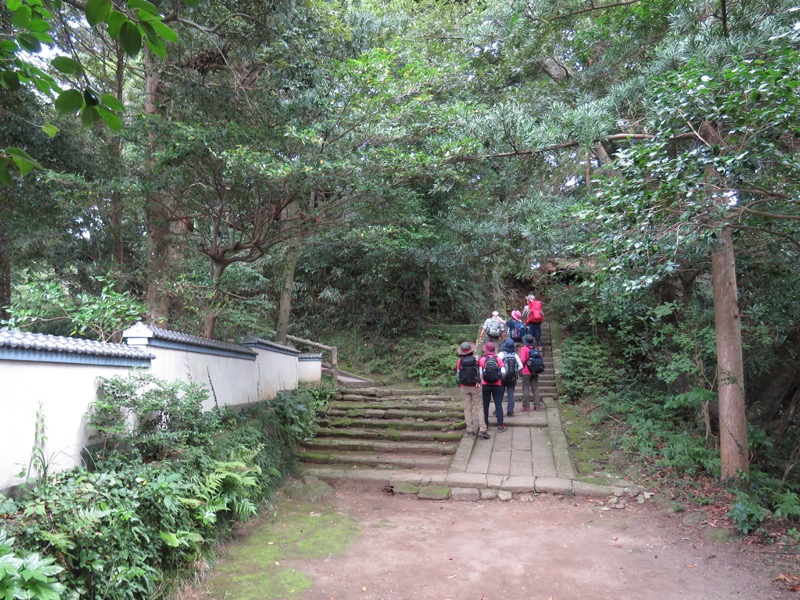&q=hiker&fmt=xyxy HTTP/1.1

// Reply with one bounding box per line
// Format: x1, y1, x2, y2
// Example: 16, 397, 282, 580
519, 334, 543, 412
506, 309, 526, 346
523, 294, 544, 348
479, 341, 507, 433
499, 338, 522, 417
455, 341, 489, 439
478, 310, 505, 353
